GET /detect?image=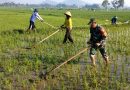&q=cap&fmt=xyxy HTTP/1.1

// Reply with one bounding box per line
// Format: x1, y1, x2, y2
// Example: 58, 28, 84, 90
34, 9, 38, 12
88, 18, 96, 25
